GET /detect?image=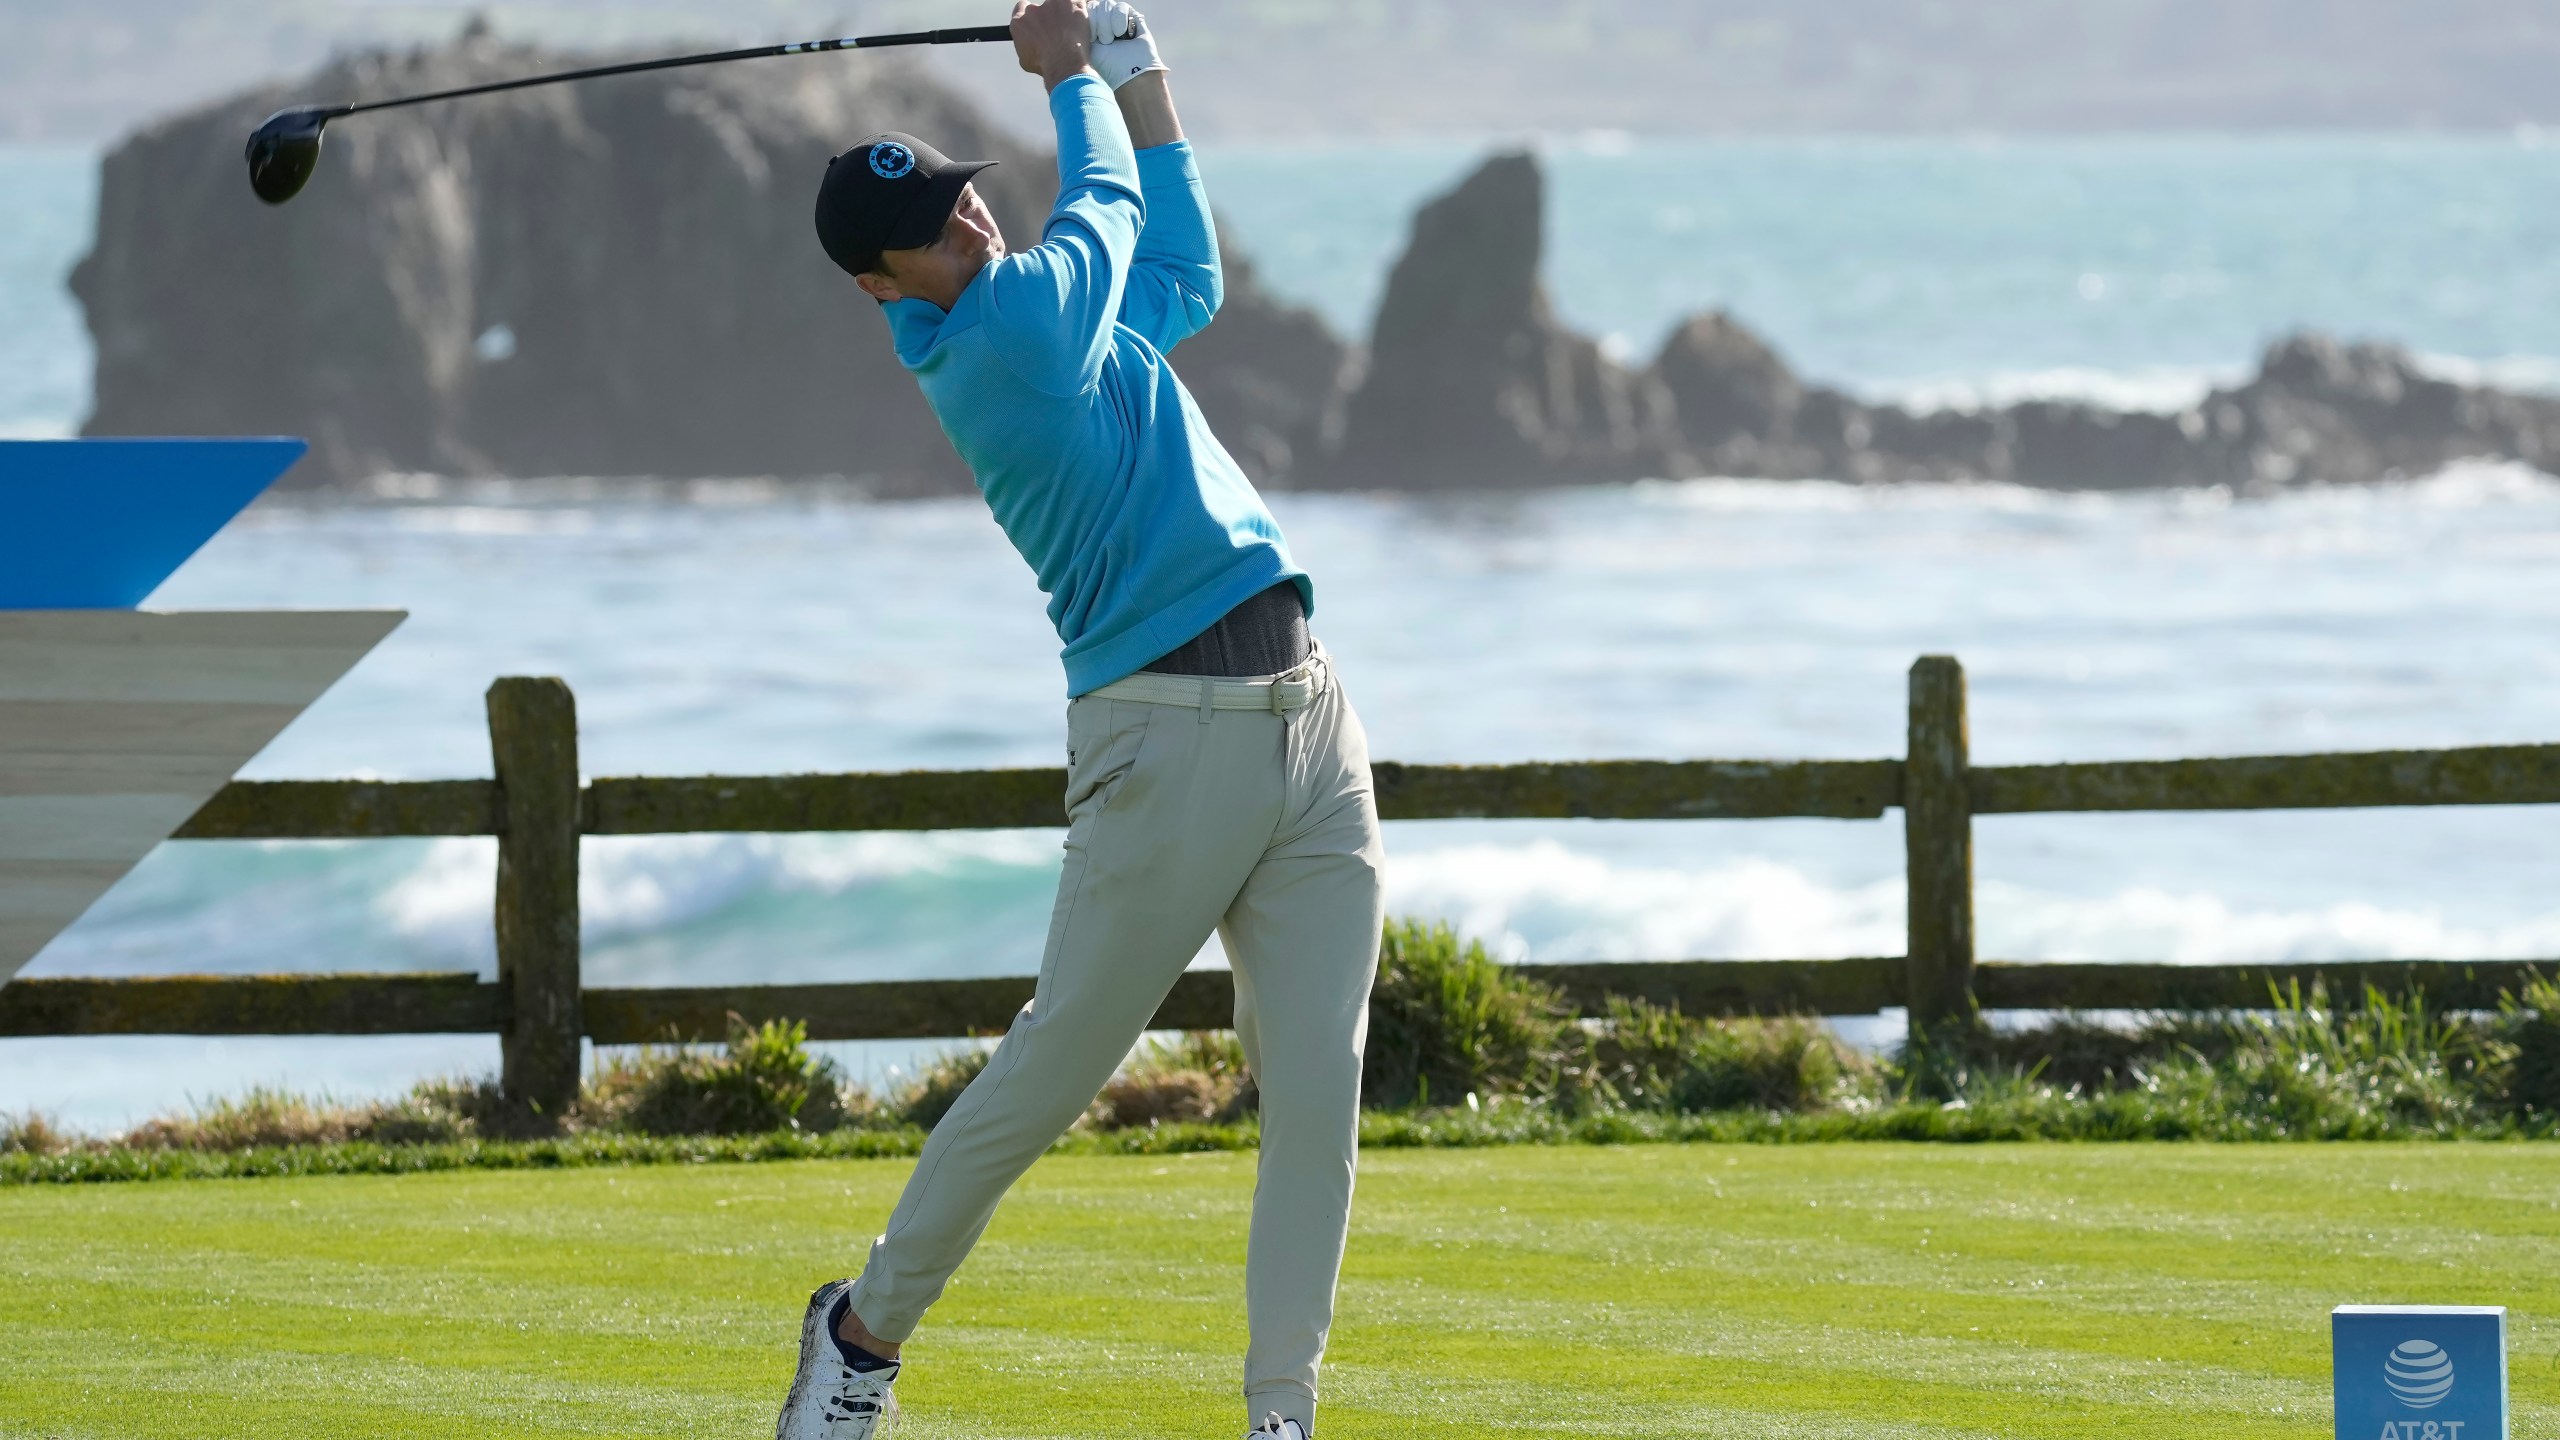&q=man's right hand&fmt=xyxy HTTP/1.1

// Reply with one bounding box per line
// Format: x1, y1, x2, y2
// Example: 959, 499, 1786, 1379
1012, 0, 1096, 90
